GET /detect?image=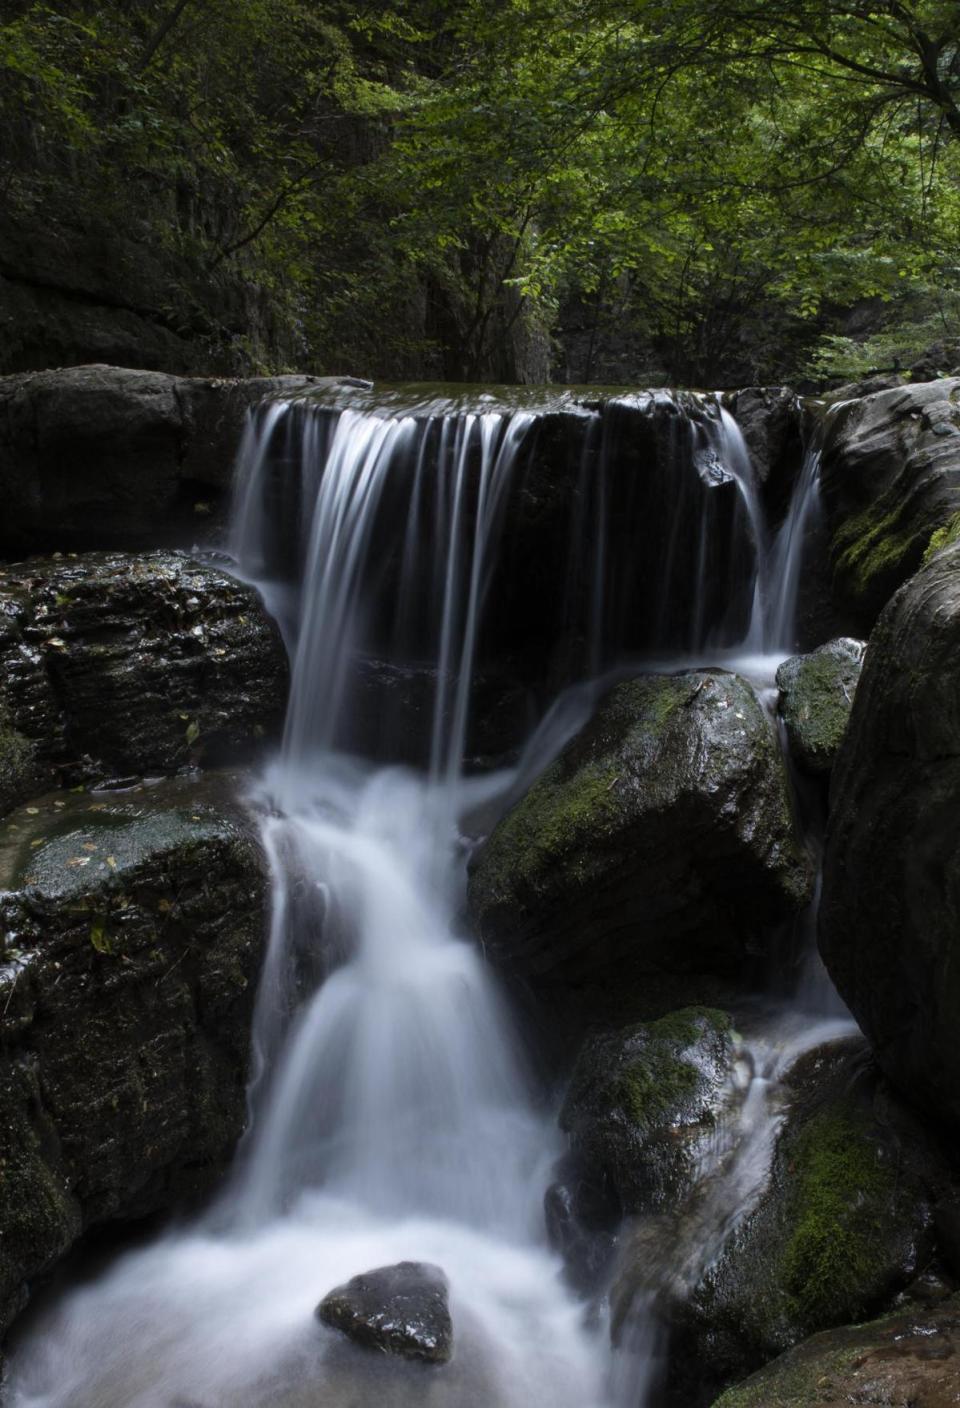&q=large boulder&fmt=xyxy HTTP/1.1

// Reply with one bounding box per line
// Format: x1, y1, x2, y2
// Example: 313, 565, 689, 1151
317, 1262, 453, 1365
819, 540, 960, 1132
818, 377, 960, 630
667, 1039, 942, 1403
0, 774, 268, 1334
710, 1291, 960, 1408
468, 672, 813, 1023
0, 365, 340, 554
0, 550, 287, 807
775, 638, 865, 776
